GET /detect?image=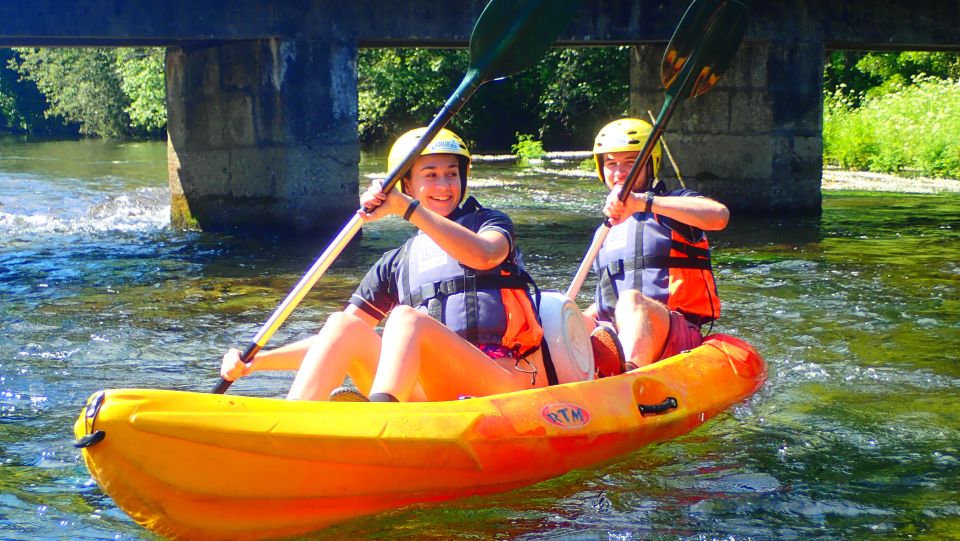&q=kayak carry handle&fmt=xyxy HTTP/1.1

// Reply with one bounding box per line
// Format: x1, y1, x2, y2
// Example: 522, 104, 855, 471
74, 390, 107, 448
74, 430, 105, 448
638, 396, 678, 414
